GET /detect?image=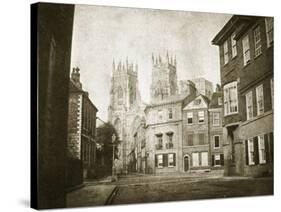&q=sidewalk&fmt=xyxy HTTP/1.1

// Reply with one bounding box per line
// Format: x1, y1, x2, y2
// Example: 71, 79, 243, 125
66, 184, 117, 208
